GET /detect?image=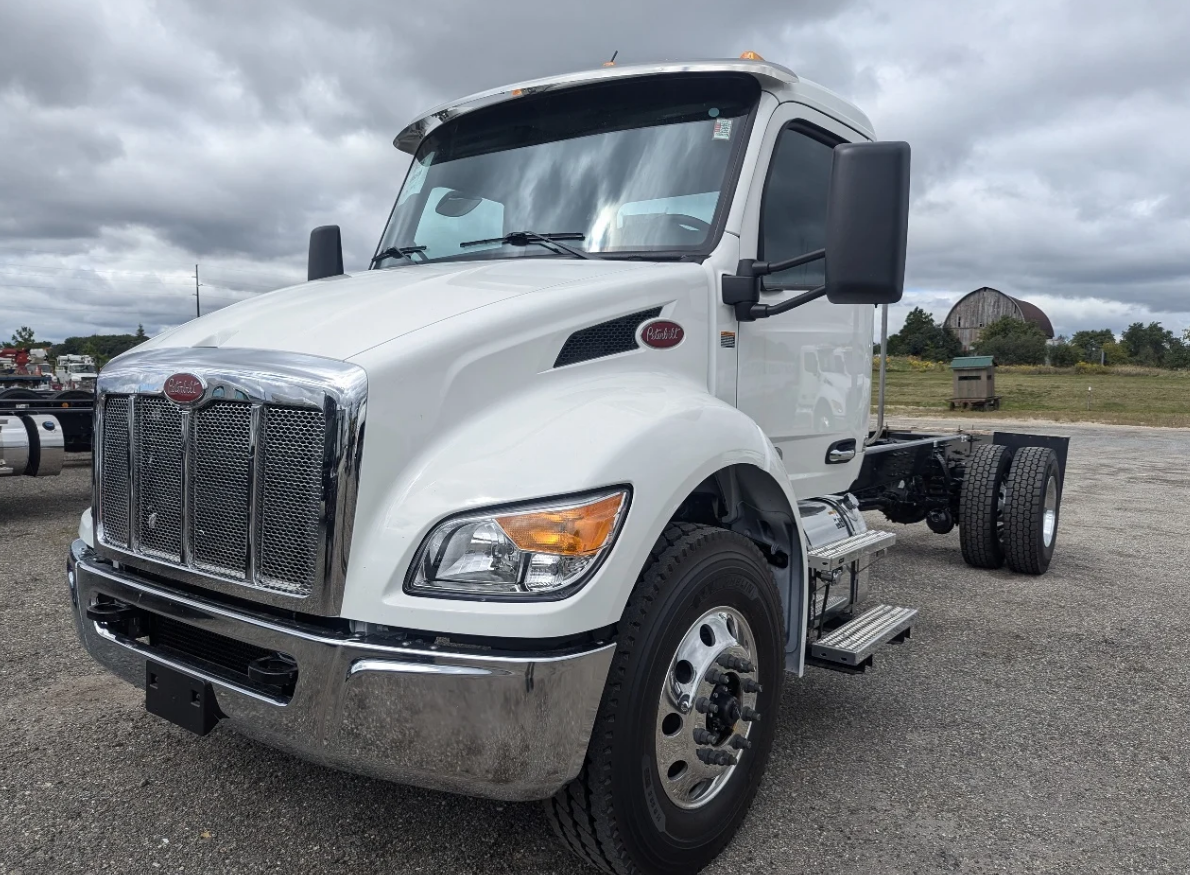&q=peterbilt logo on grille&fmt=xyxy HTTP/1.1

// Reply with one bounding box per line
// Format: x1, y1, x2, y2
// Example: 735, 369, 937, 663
640, 319, 684, 349
163, 373, 205, 404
